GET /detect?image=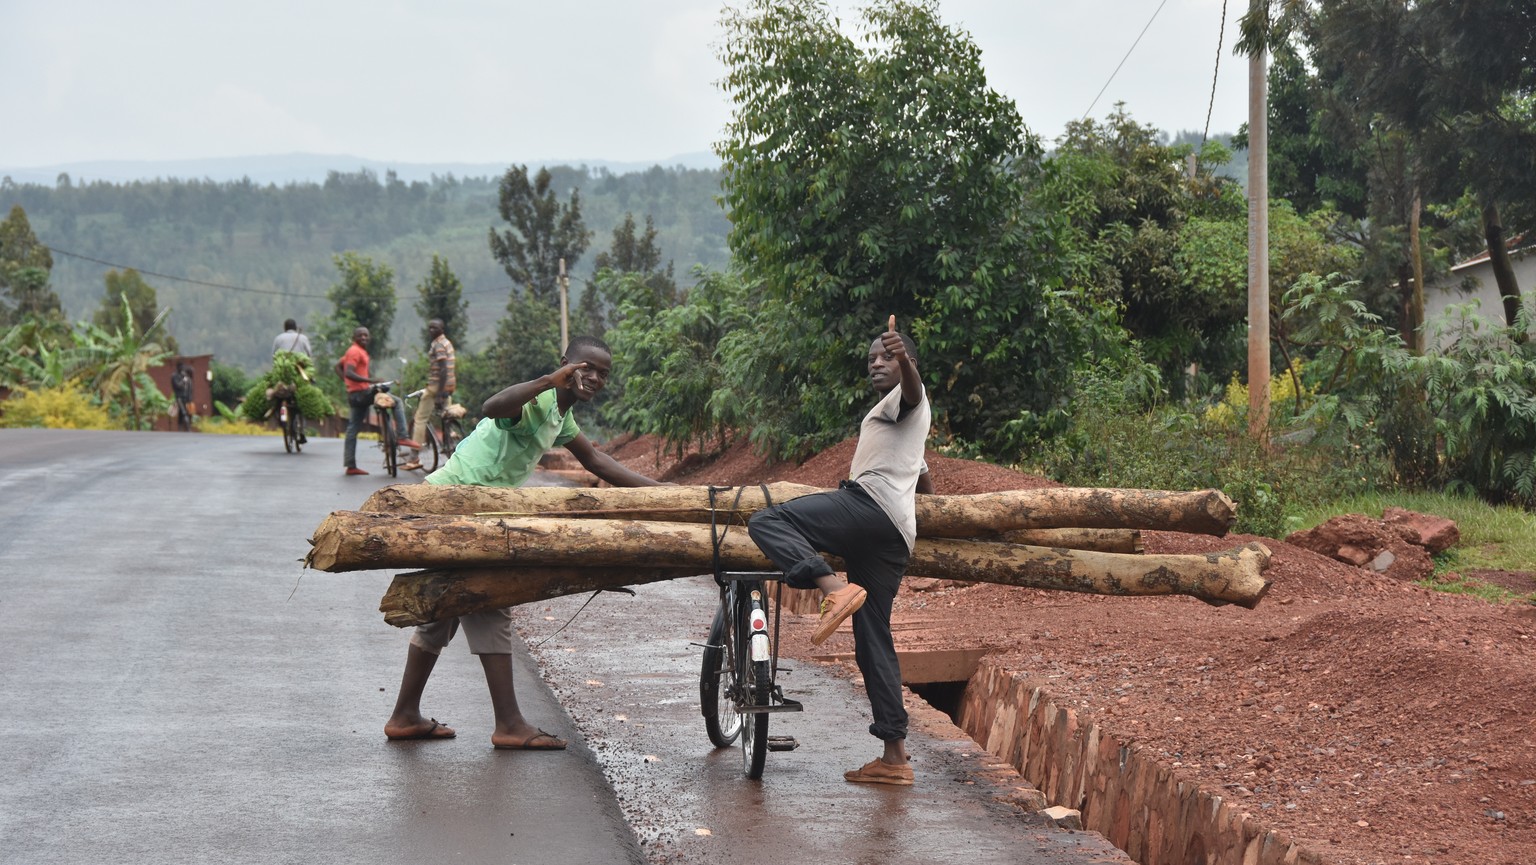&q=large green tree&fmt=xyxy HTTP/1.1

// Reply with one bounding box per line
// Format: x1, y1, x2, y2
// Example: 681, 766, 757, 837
326, 252, 398, 360
412, 253, 469, 350
717, 0, 1106, 453
487, 165, 591, 306
0, 205, 62, 326
94, 268, 178, 354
